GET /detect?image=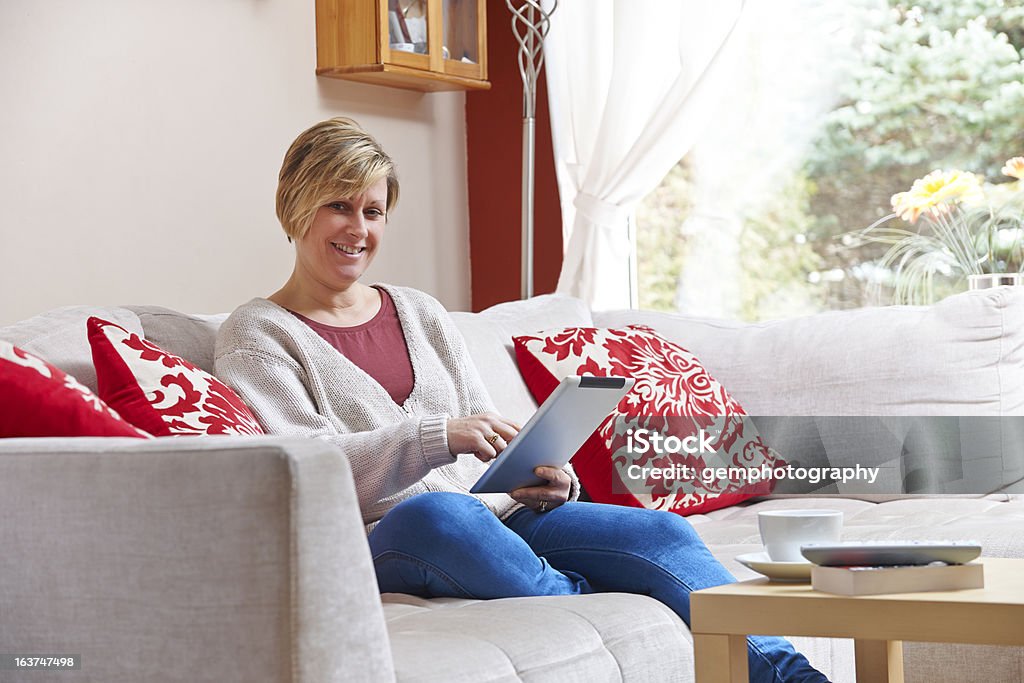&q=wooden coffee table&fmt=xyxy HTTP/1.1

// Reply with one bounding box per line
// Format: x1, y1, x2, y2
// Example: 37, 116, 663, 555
690, 557, 1024, 682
